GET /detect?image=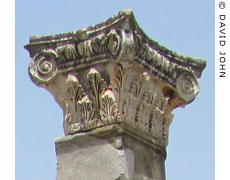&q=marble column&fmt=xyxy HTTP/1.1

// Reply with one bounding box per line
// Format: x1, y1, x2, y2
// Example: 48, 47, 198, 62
25, 8, 206, 180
